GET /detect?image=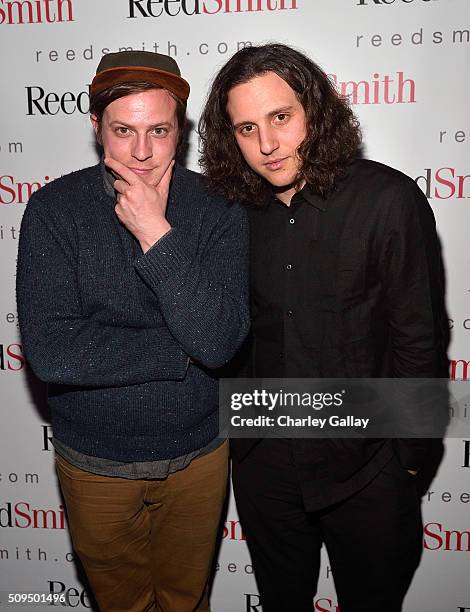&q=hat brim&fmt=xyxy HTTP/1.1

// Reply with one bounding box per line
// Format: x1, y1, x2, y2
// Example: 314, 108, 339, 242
91, 66, 190, 100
